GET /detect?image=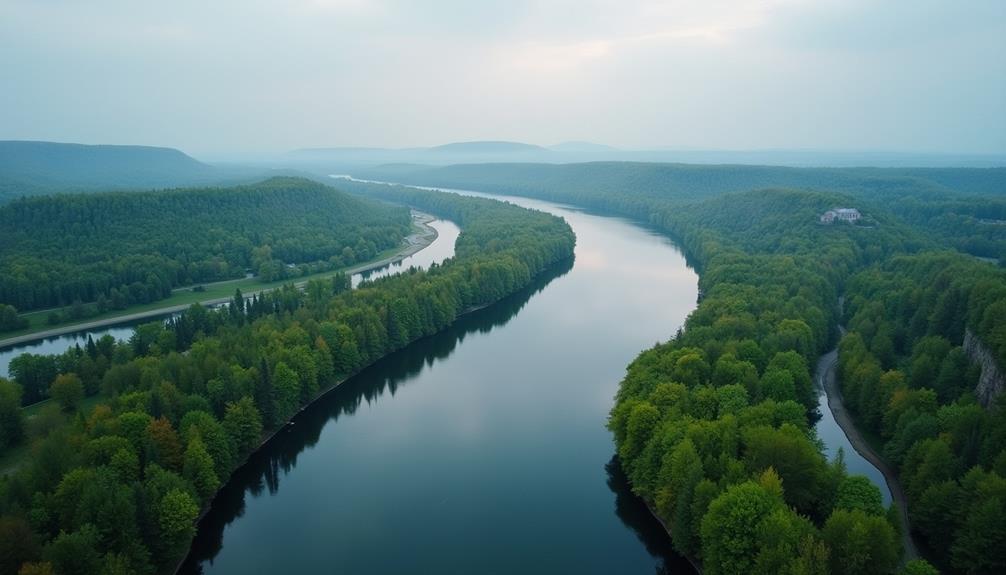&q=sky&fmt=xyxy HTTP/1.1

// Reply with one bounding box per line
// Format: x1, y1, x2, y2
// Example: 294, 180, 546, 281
1, 0, 1004, 156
